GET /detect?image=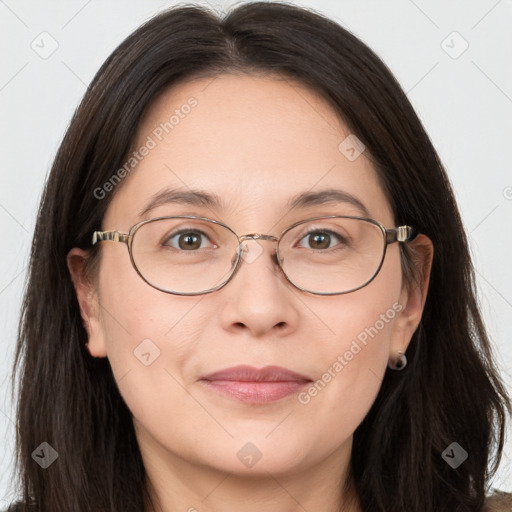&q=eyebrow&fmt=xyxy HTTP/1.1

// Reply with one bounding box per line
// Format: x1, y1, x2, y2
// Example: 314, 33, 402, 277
137, 186, 370, 219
